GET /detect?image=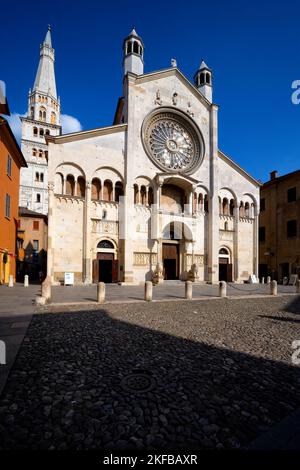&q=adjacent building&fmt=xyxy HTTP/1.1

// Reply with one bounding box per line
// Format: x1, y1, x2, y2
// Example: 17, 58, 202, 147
19, 26, 61, 215
259, 170, 300, 282
0, 107, 27, 284
17, 207, 48, 281
46, 29, 260, 285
